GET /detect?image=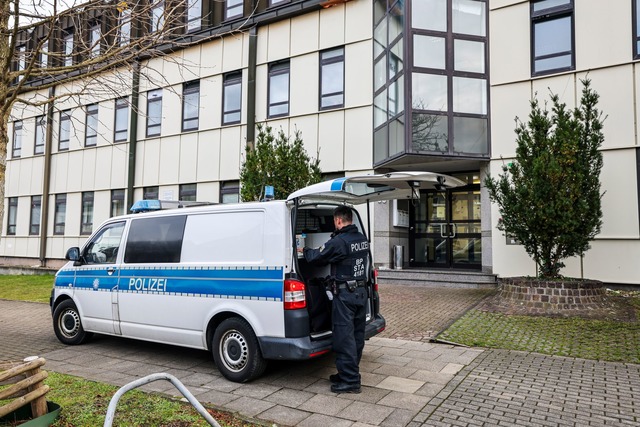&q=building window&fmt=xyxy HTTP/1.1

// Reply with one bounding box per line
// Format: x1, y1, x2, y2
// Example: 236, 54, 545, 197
118, 9, 132, 46
90, 24, 101, 57
223, 71, 242, 125
7, 198, 18, 236
226, 0, 243, 19
54, 194, 66, 235
221, 181, 239, 203
85, 104, 98, 147
179, 183, 197, 201
111, 189, 126, 217
30, 195, 41, 235
12, 121, 22, 158
143, 186, 159, 200
269, 0, 289, 5
151, 0, 165, 33
187, 0, 202, 30
34, 116, 46, 155
268, 61, 290, 118
182, 81, 200, 132
16, 45, 26, 81
59, 110, 71, 150
531, 0, 574, 76
320, 47, 345, 110
114, 97, 129, 142
81, 192, 94, 235
146, 89, 162, 137
63, 31, 73, 66
39, 40, 48, 67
